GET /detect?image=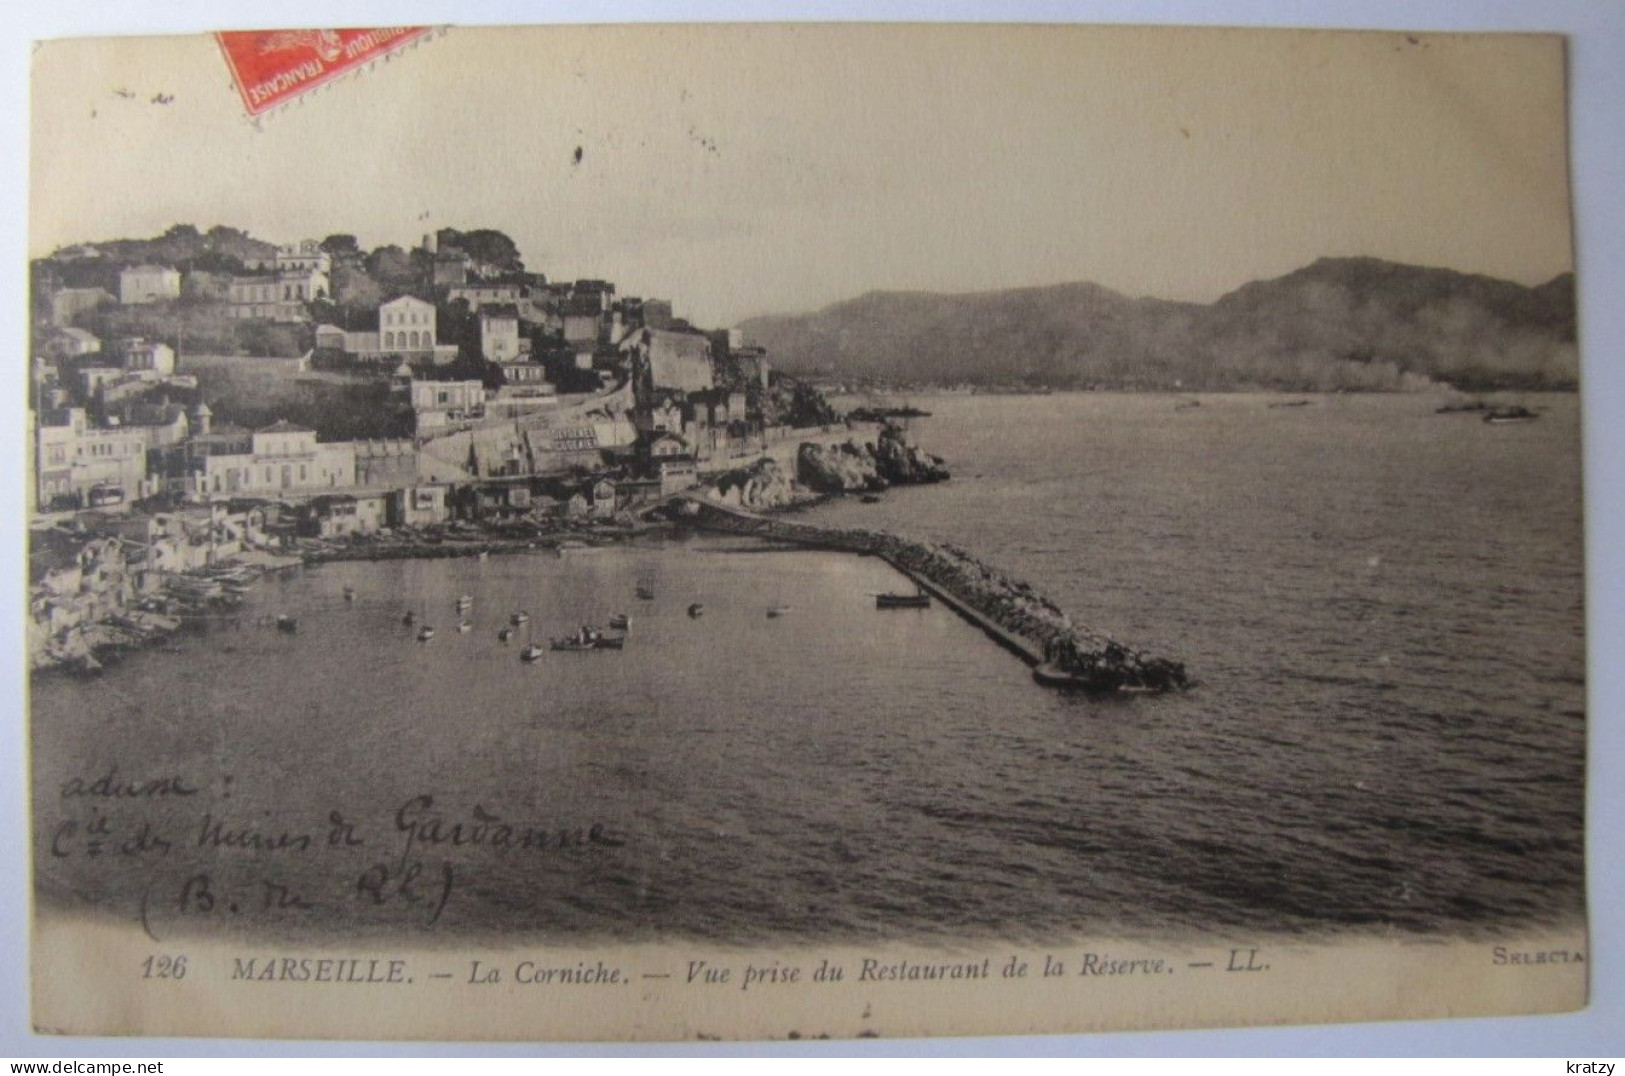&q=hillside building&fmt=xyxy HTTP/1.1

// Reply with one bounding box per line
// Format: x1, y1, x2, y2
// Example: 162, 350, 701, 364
118, 265, 181, 305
